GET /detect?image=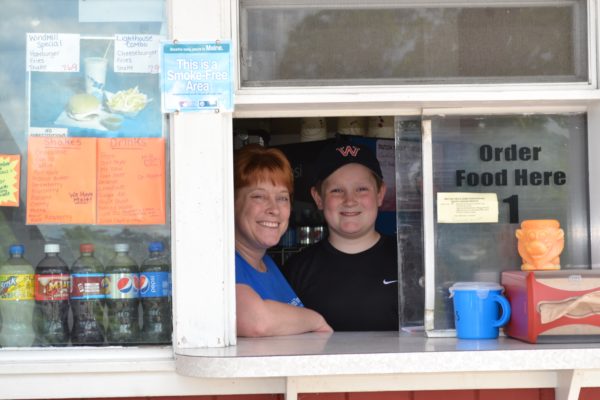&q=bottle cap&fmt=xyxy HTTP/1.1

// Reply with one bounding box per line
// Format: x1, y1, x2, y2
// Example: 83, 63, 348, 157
148, 241, 164, 252
9, 244, 24, 256
114, 243, 129, 253
44, 243, 60, 253
80, 243, 95, 253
